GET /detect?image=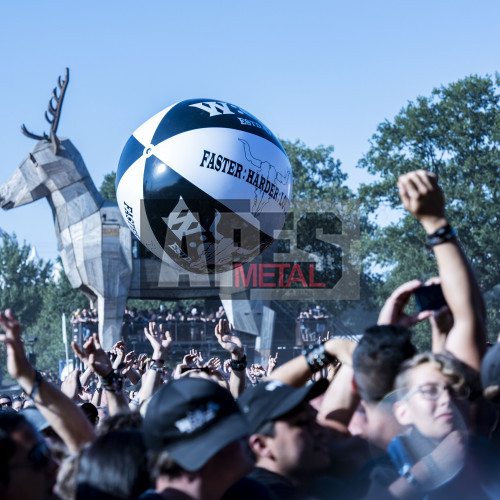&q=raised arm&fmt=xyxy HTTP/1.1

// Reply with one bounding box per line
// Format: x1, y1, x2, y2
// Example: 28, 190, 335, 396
268, 337, 356, 388
0, 309, 95, 451
137, 322, 172, 404
214, 319, 246, 399
72, 334, 130, 415
398, 170, 486, 371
